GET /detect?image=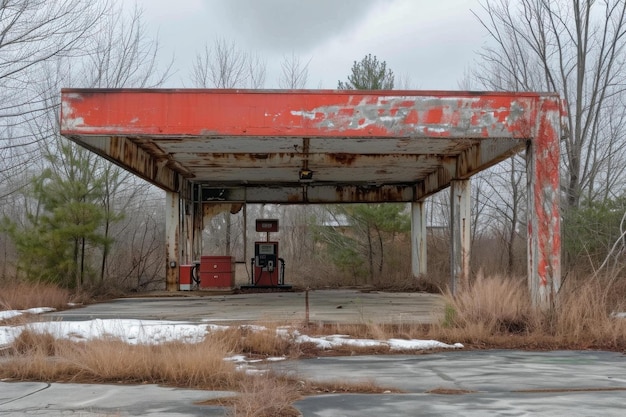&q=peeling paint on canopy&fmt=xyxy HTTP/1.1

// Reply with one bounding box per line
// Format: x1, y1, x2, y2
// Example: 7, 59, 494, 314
60, 89, 537, 139
289, 95, 529, 138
